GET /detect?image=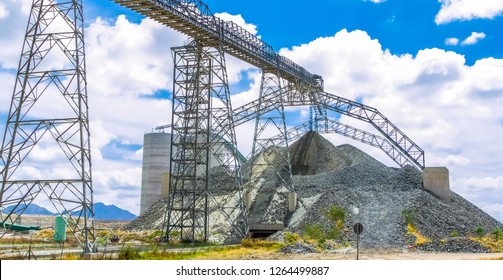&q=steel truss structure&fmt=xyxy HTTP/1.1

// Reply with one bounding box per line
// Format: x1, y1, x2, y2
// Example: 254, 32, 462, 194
164, 42, 247, 243
234, 90, 425, 170
248, 73, 293, 190
0, 0, 95, 252
115, 0, 424, 243
113, 0, 323, 88
269, 119, 416, 168
1, 0, 426, 248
